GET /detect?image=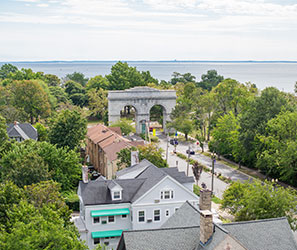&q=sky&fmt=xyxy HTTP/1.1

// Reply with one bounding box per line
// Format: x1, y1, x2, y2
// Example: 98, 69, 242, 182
0, 0, 297, 61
